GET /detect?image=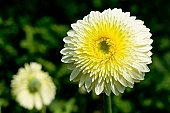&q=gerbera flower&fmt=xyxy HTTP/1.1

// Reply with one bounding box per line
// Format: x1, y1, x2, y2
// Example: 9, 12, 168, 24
11, 62, 56, 110
60, 8, 152, 96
